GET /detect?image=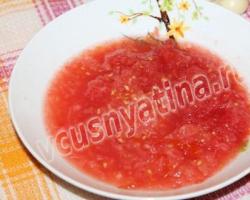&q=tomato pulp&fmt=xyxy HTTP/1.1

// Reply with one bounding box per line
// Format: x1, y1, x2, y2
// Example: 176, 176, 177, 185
45, 39, 250, 189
